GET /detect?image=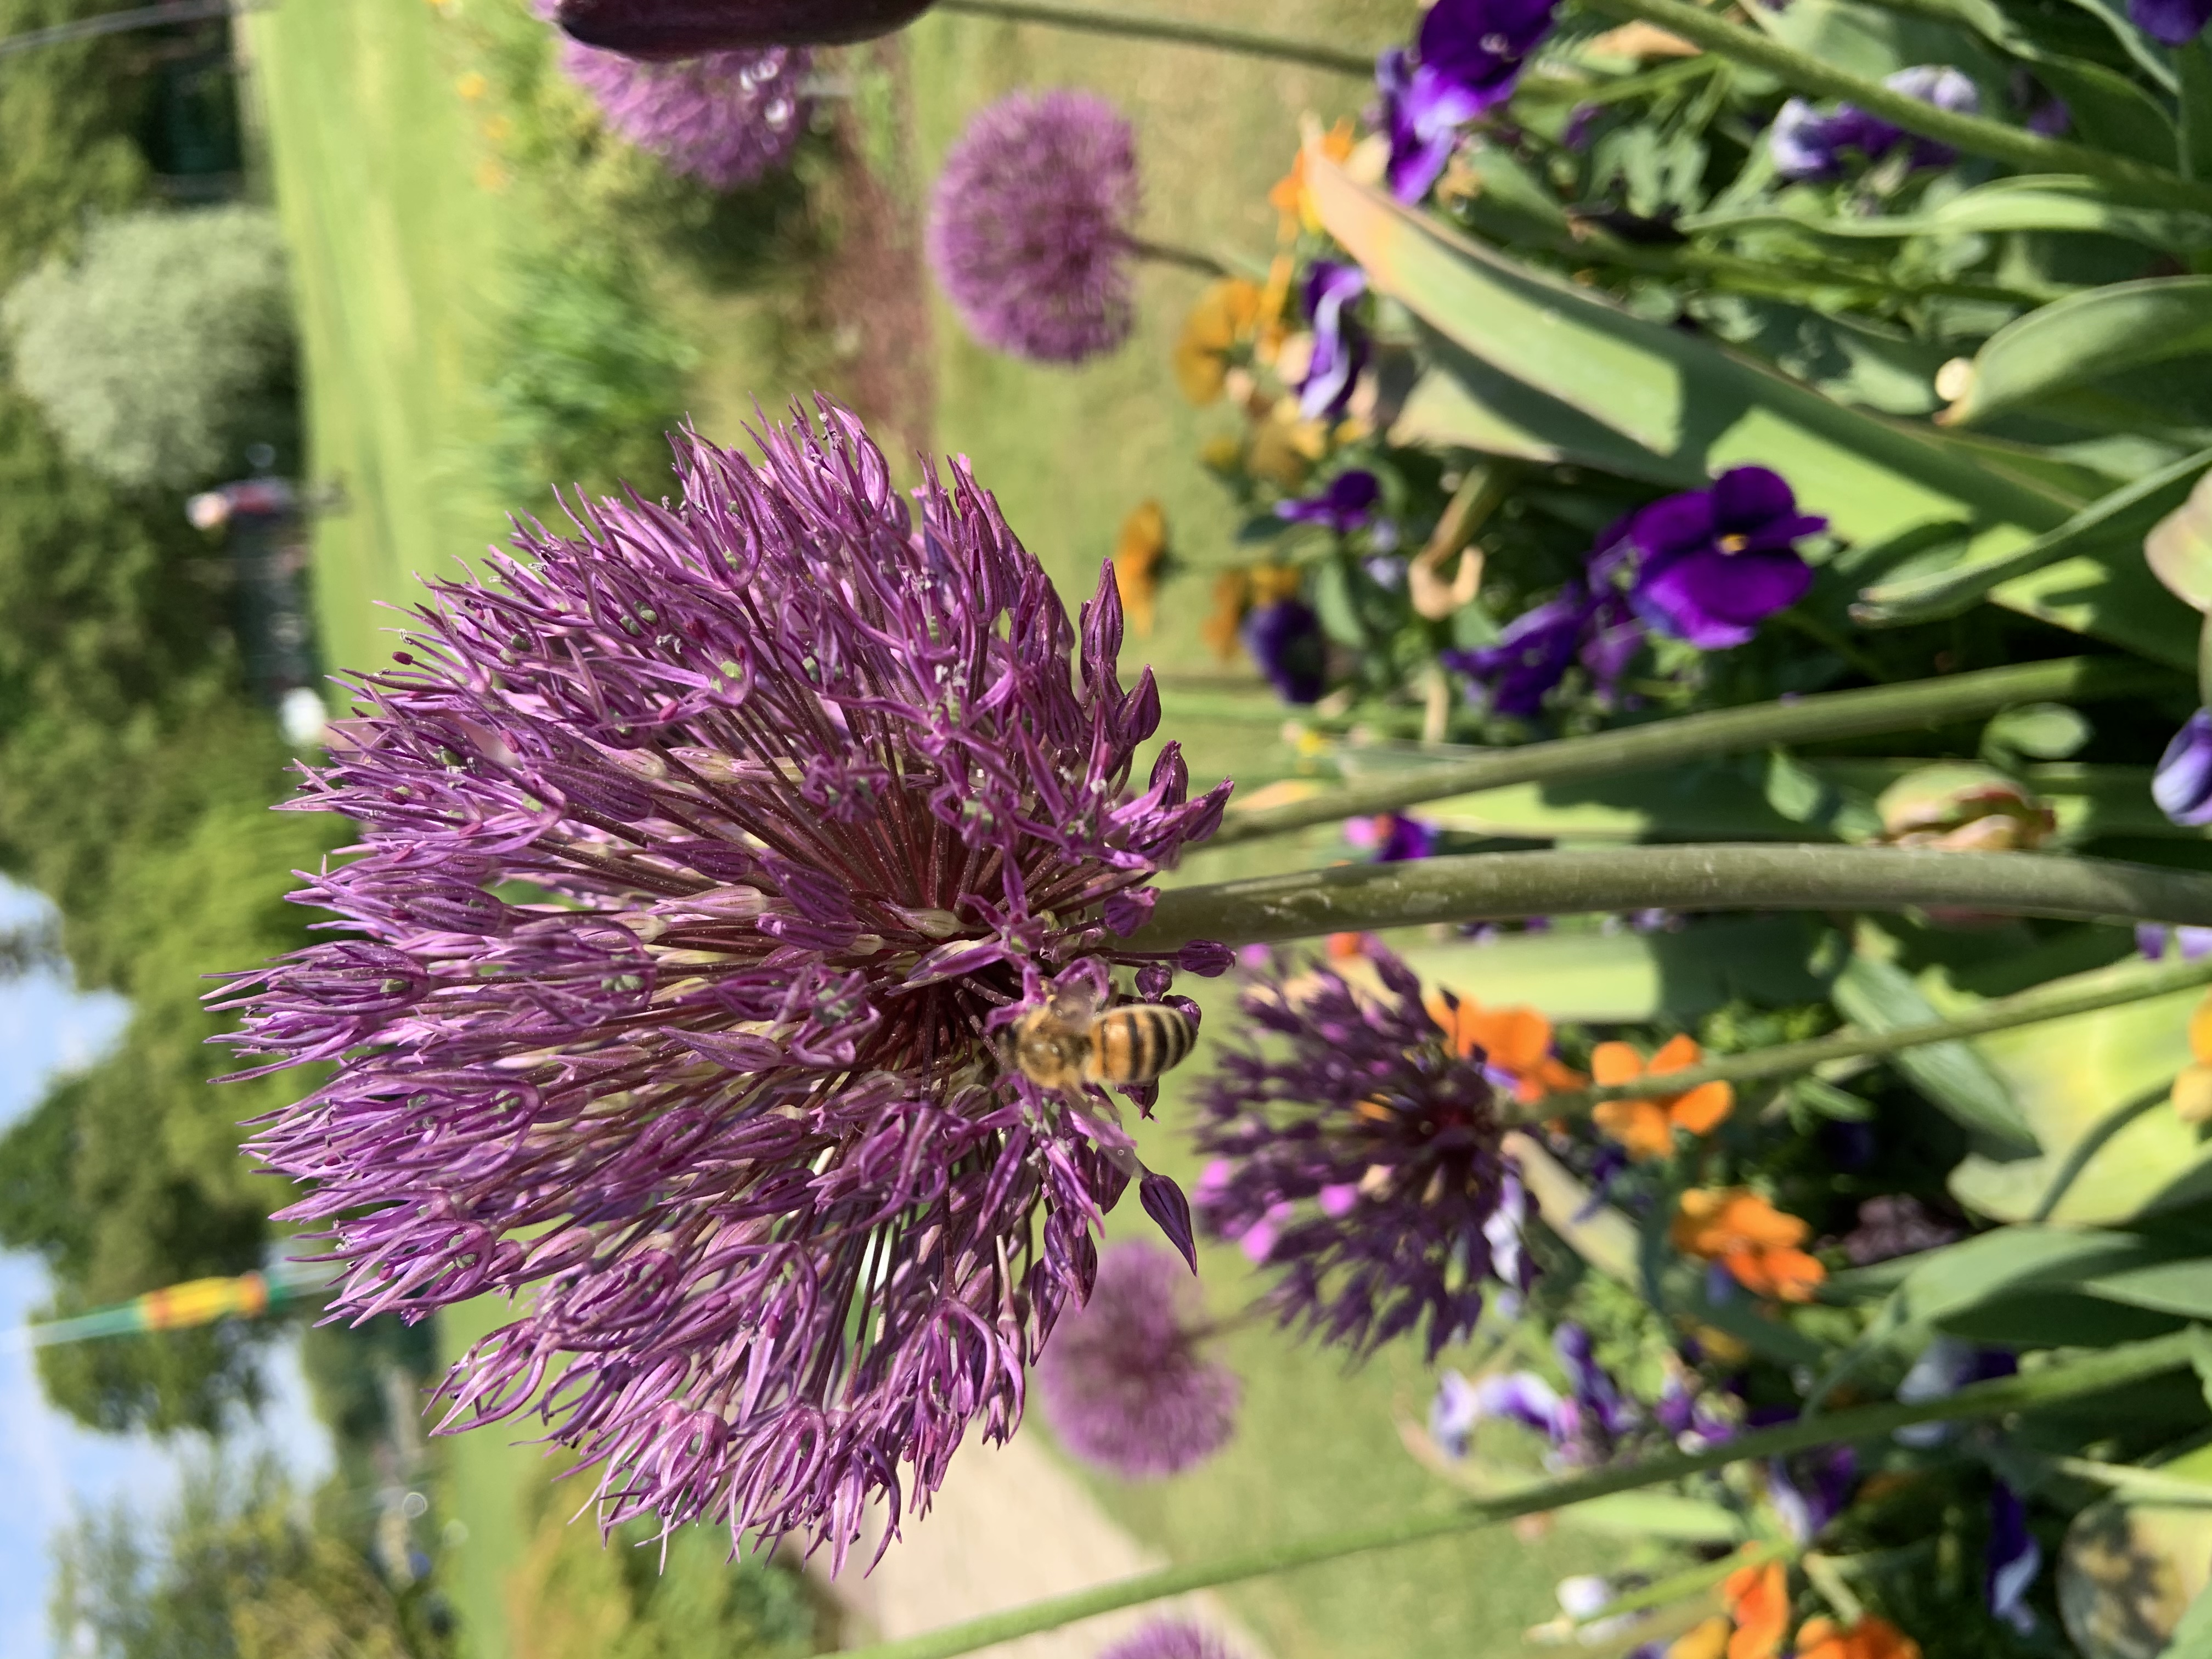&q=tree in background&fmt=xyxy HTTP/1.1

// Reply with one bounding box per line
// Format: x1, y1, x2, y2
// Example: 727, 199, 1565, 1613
0, 0, 151, 284
2, 206, 296, 490
50, 1457, 437, 1659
